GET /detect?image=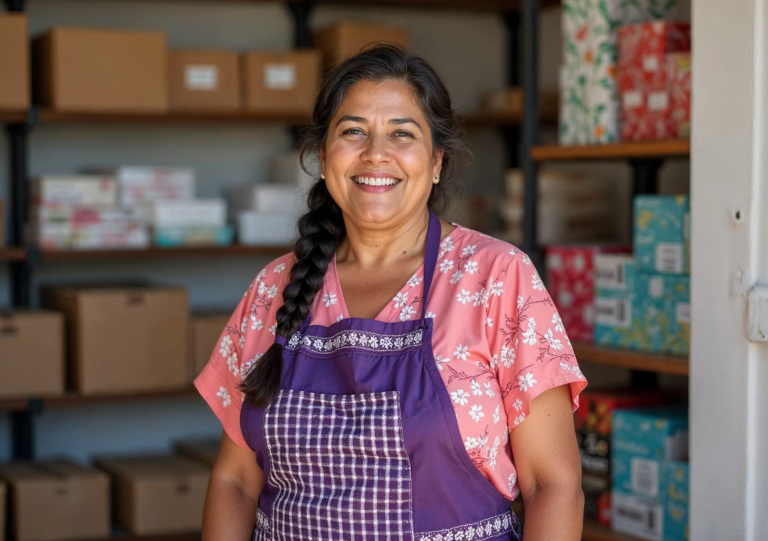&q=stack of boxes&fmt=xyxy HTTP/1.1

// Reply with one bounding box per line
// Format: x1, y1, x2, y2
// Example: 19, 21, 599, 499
560, 0, 680, 145
612, 407, 690, 541
595, 195, 690, 355
0, 13, 29, 111
619, 22, 692, 141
